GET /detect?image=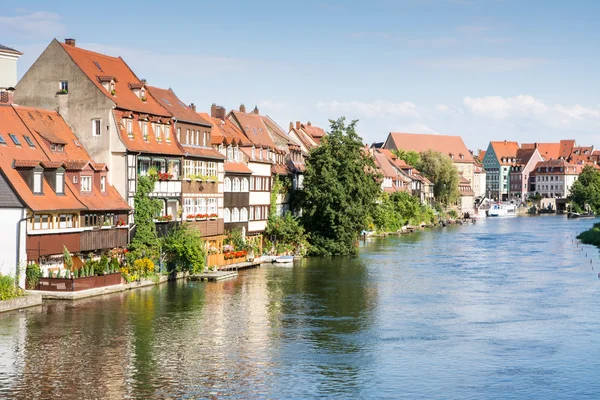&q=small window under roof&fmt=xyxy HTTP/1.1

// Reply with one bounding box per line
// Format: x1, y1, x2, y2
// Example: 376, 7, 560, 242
23, 136, 35, 148
94, 61, 103, 71
0, 135, 6, 145
73, 139, 80, 147
162, 98, 171, 106
177, 101, 186, 107
8, 134, 21, 146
